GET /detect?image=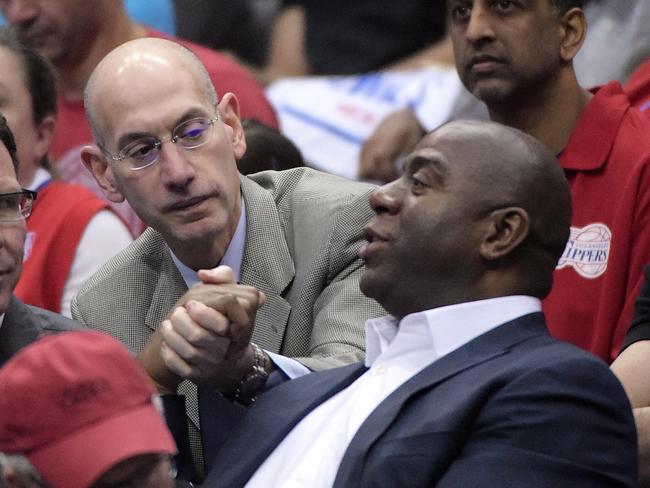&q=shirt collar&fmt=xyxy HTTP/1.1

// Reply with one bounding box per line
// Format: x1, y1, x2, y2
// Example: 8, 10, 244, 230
560, 81, 630, 172
170, 200, 247, 287
364, 295, 542, 367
